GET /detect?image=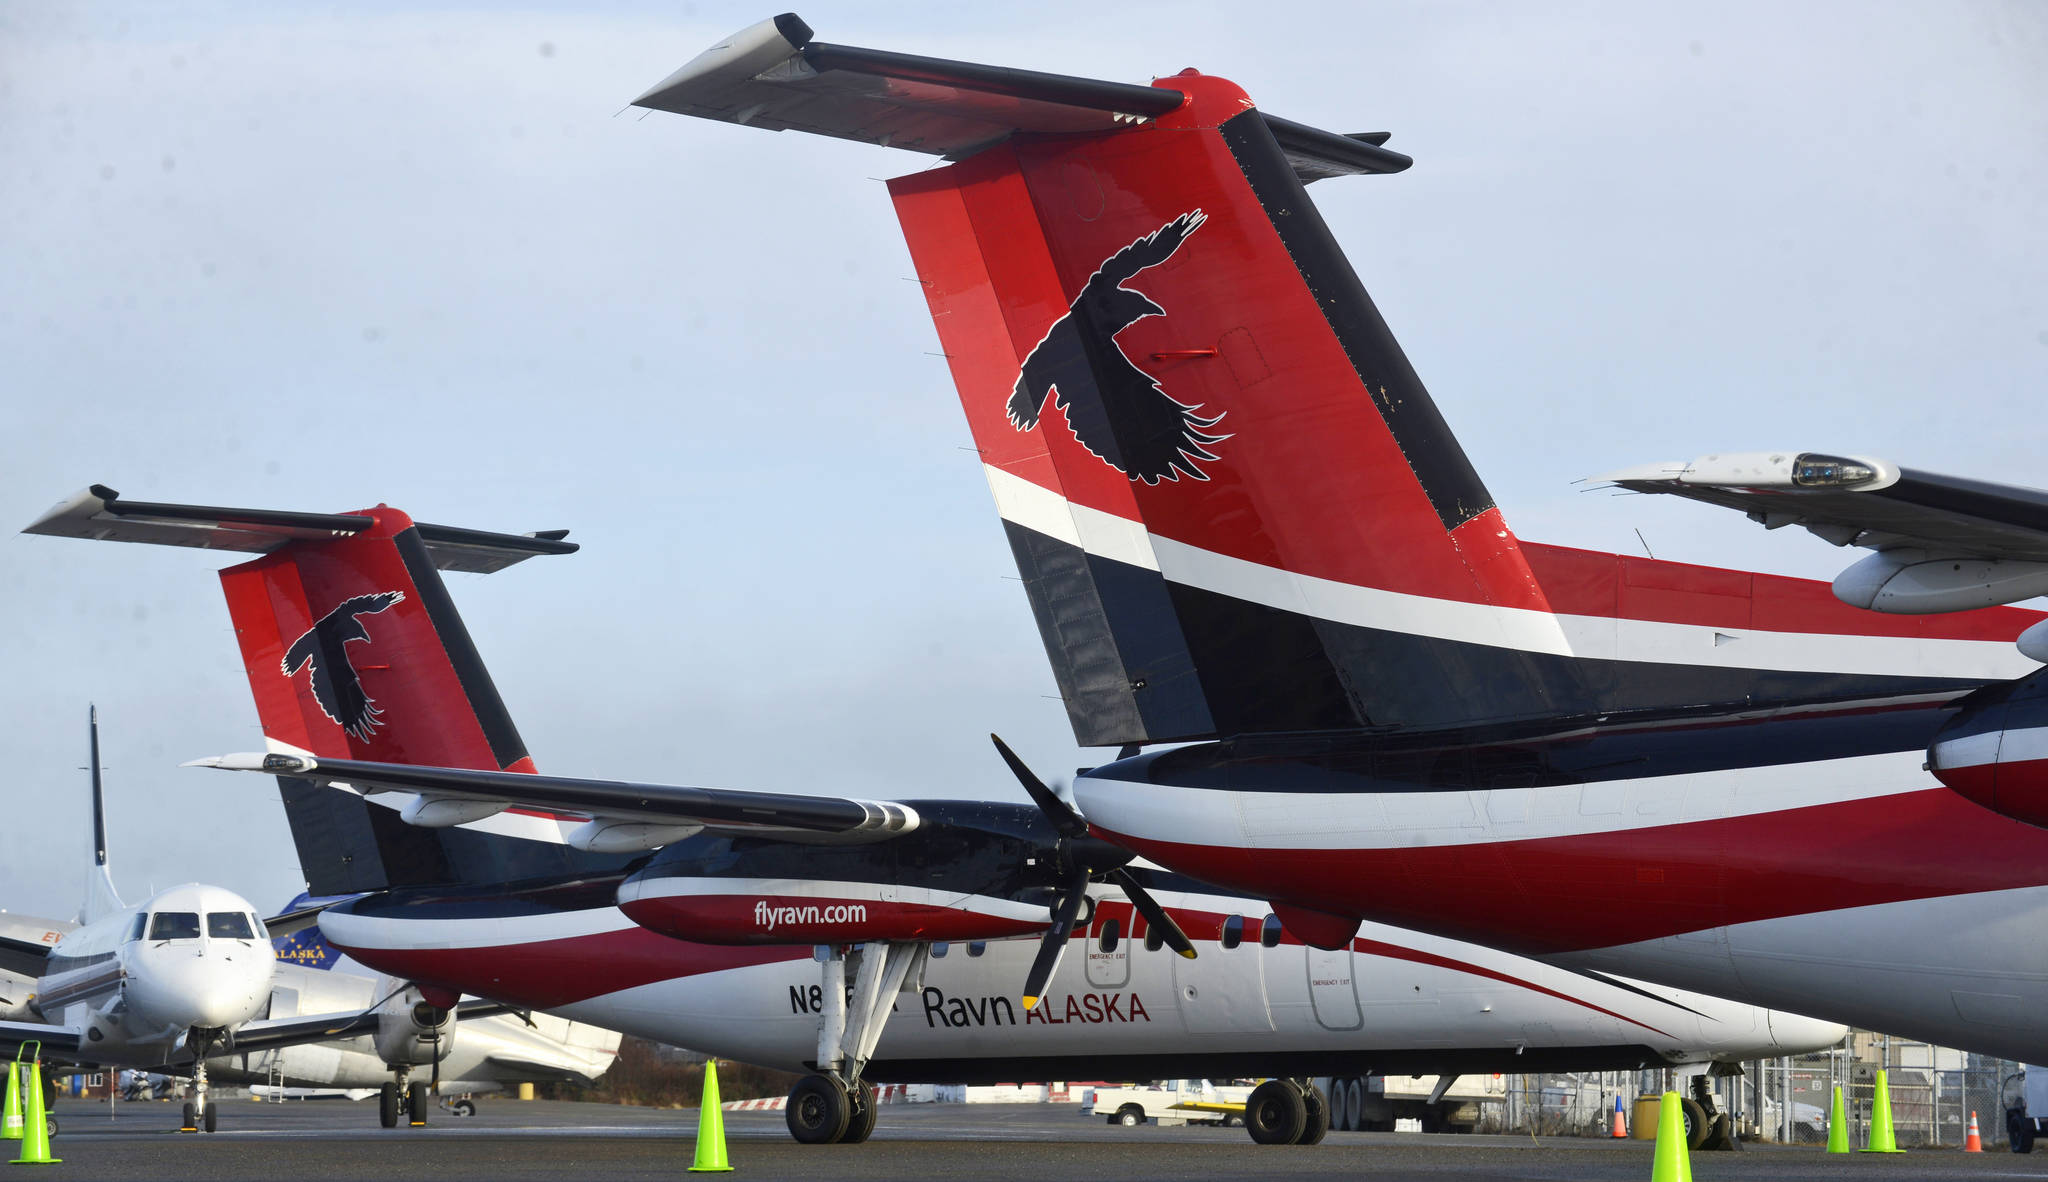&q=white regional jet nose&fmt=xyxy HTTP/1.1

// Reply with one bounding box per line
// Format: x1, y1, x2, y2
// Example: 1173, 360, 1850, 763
1768, 1009, 1849, 1054
129, 942, 272, 1030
